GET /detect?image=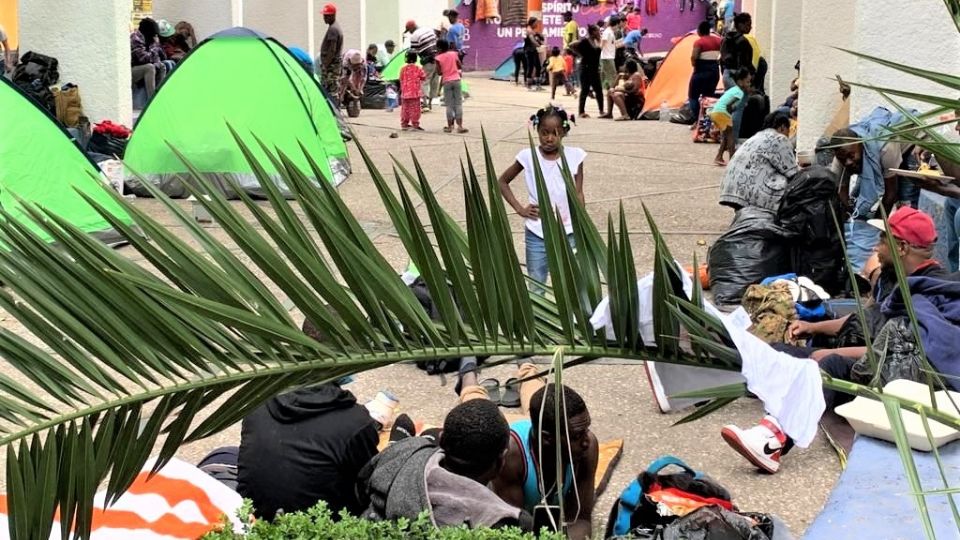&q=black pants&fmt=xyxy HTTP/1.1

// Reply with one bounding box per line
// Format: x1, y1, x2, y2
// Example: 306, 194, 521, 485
513, 49, 526, 84
578, 67, 603, 115
524, 50, 541, 87
688, 61, 720, 116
